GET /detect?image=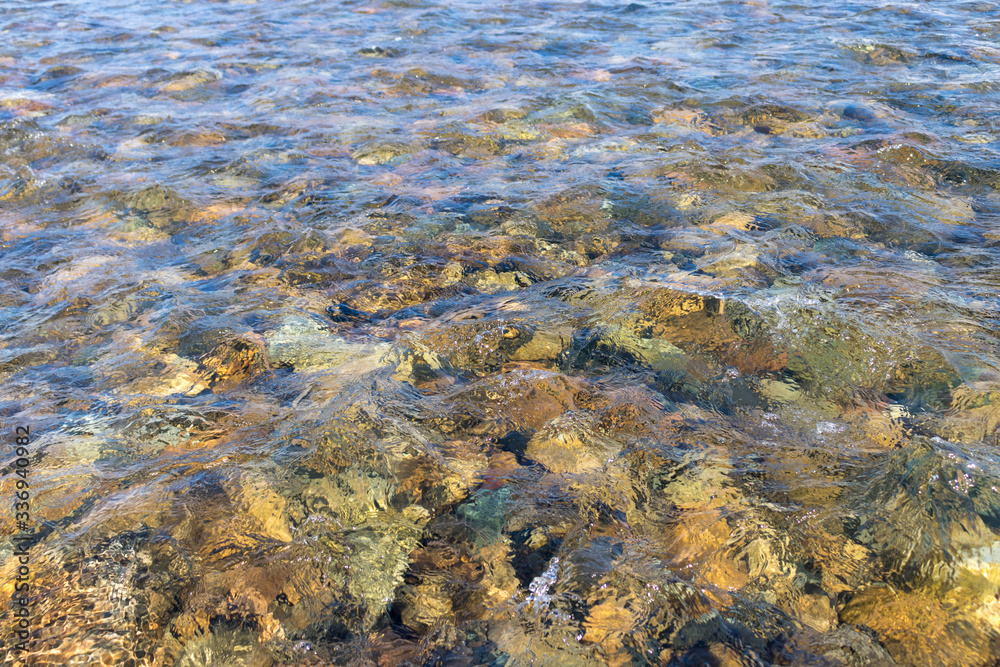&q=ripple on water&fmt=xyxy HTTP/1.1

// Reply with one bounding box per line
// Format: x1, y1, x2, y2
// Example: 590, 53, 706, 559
3, 0, 1000, 664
